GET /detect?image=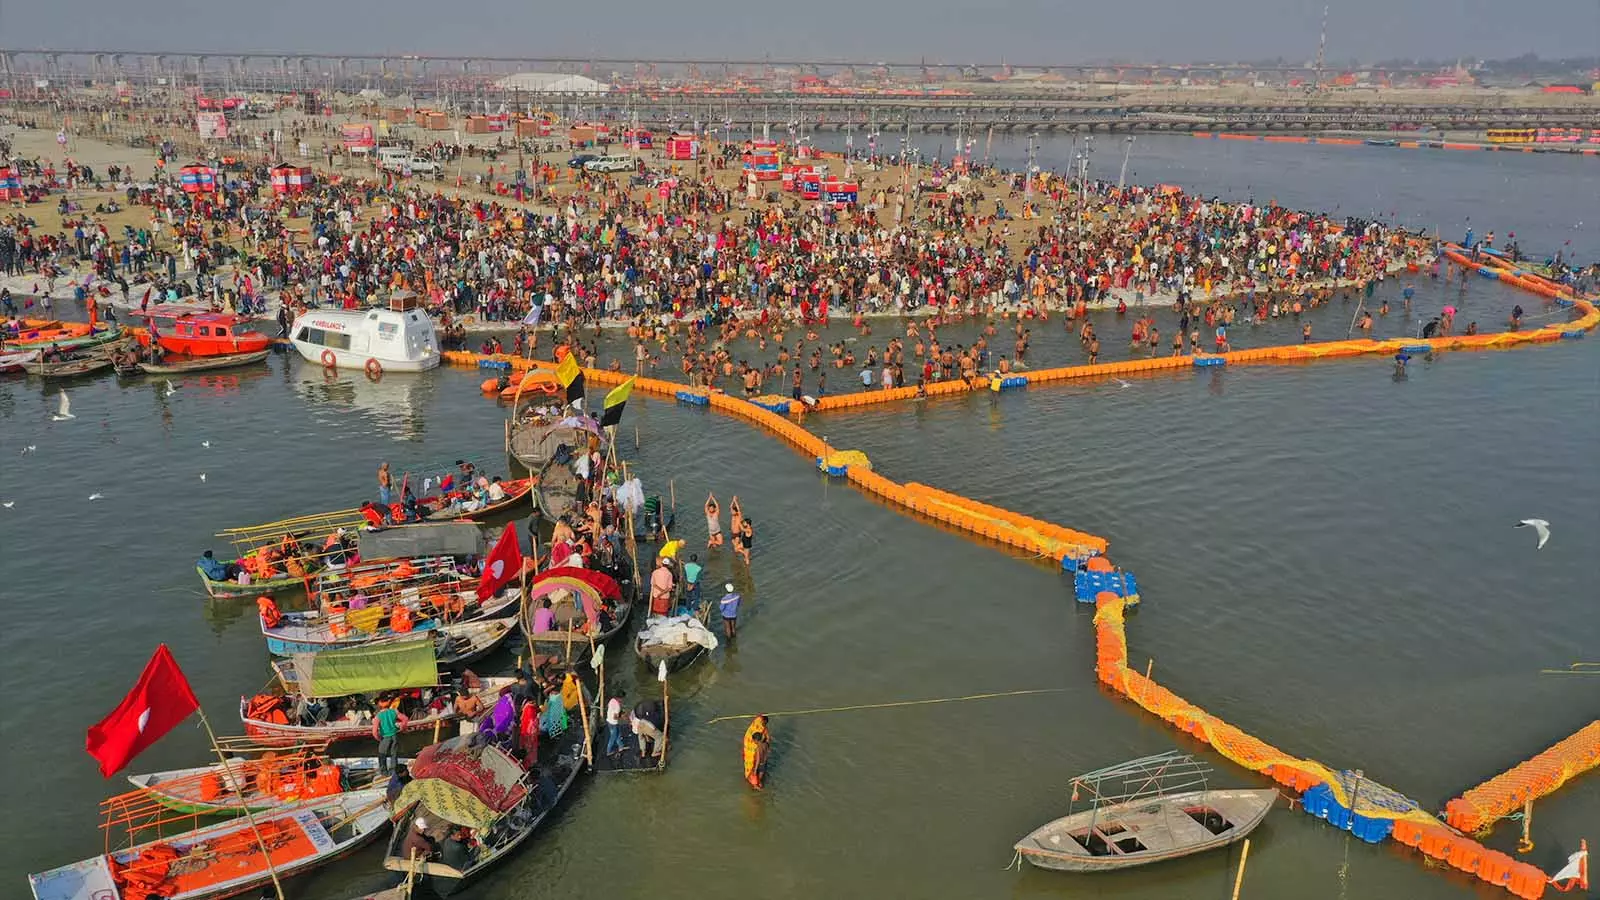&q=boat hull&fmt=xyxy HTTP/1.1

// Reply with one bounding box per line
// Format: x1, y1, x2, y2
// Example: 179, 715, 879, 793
240, 677, 517, 744
141, 349, 271, 374
198, 566, 307, 599
1015, 788, 1277, 873
127, 757, 388, 816
290, 341, 439, 372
